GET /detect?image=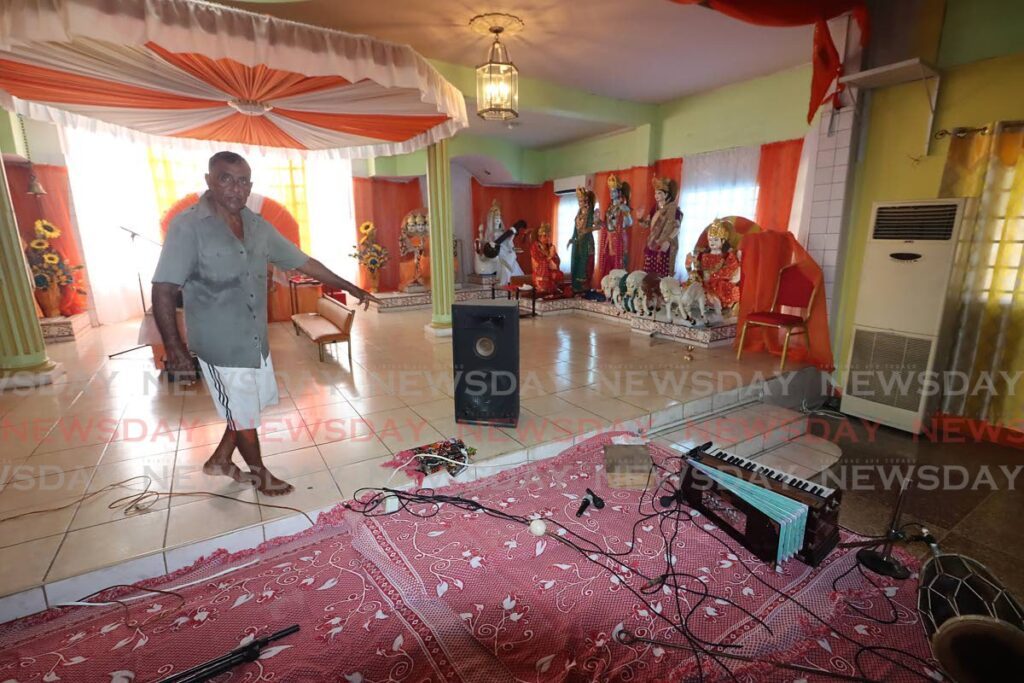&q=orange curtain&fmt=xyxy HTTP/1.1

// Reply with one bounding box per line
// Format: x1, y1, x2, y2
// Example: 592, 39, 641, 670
755, 138, 804, 231
667, 1, 868, 122
6, 164, 89, 316
158, 193, 301, 247
353, 177, 424, 292
584, 159, 684, 288
734, 229, 833, 370
159, 193, 304, 321
470, 179, 557, 276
